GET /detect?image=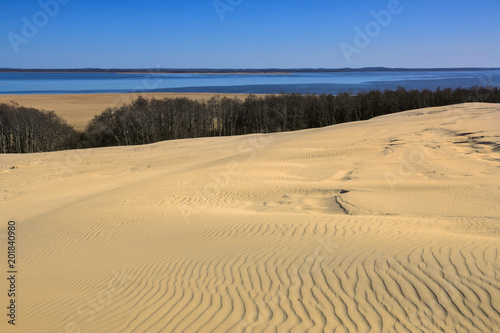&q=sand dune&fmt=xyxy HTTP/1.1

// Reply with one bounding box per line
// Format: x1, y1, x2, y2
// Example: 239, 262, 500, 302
1, 103, 499, 332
